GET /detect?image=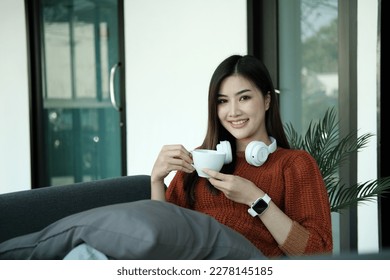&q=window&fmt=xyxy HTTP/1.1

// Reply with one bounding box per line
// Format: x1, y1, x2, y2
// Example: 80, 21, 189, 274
278, 0, 340, 253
